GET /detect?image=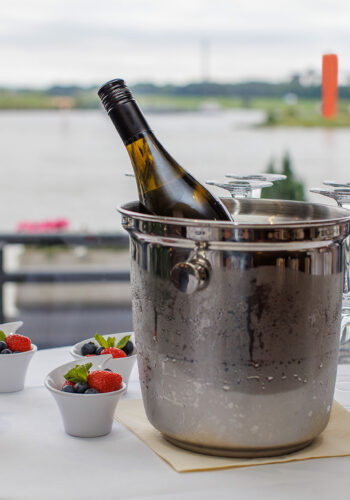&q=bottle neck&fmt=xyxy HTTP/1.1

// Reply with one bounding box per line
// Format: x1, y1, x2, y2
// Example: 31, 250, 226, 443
108, 100, 152, 145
